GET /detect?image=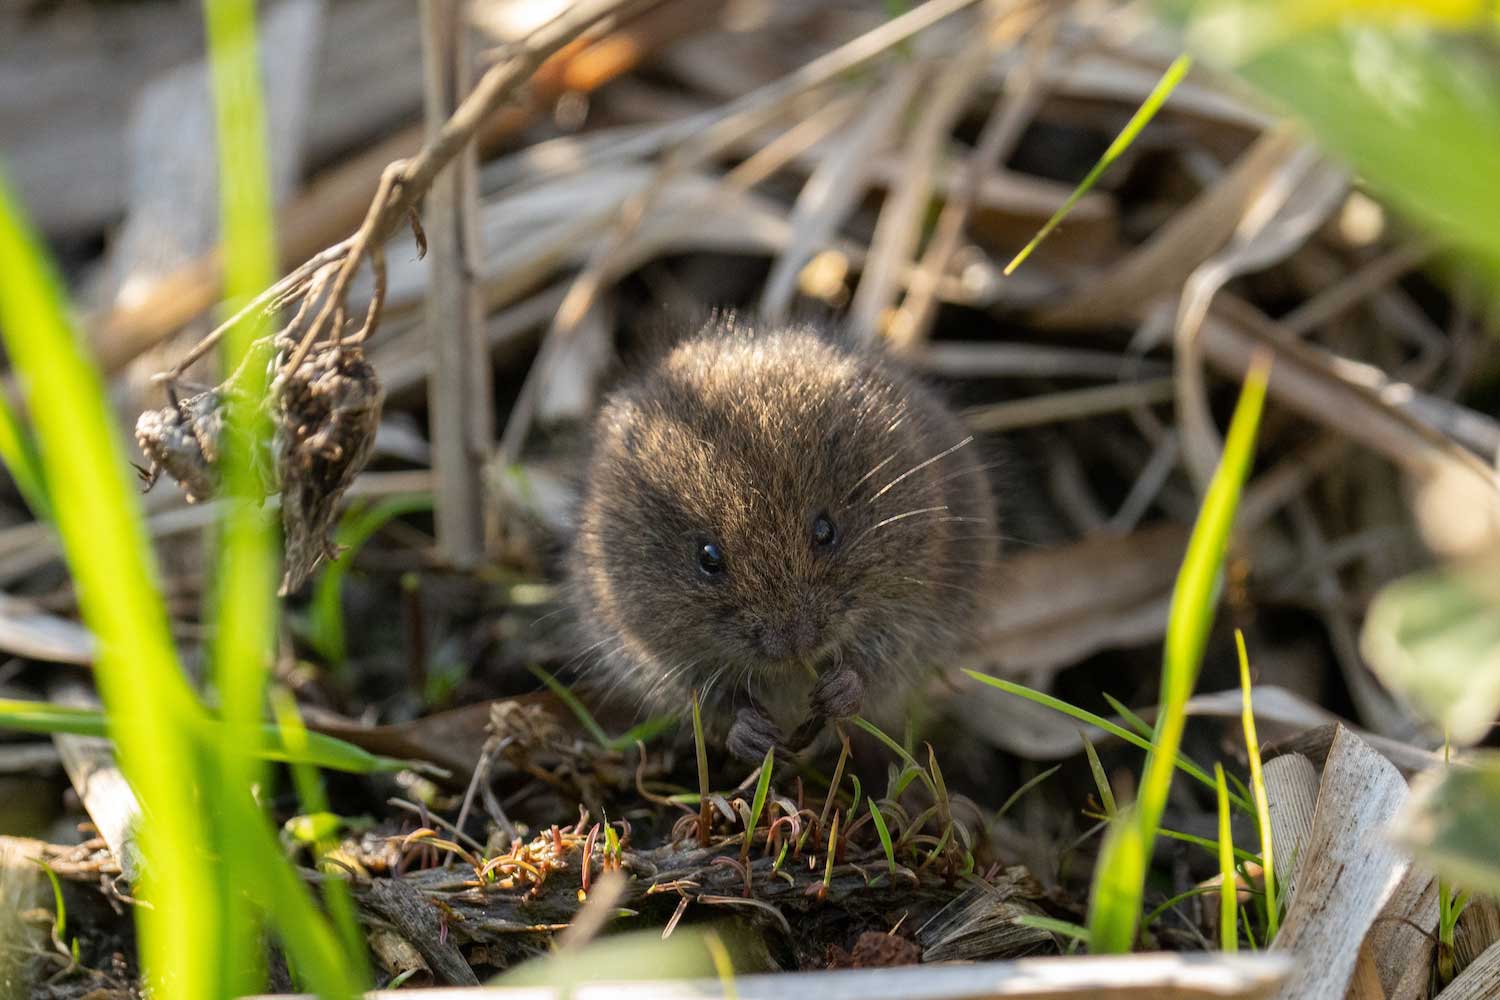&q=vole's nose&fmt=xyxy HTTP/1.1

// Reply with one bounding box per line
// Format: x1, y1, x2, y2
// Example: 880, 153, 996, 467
759, 616, 819, 660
